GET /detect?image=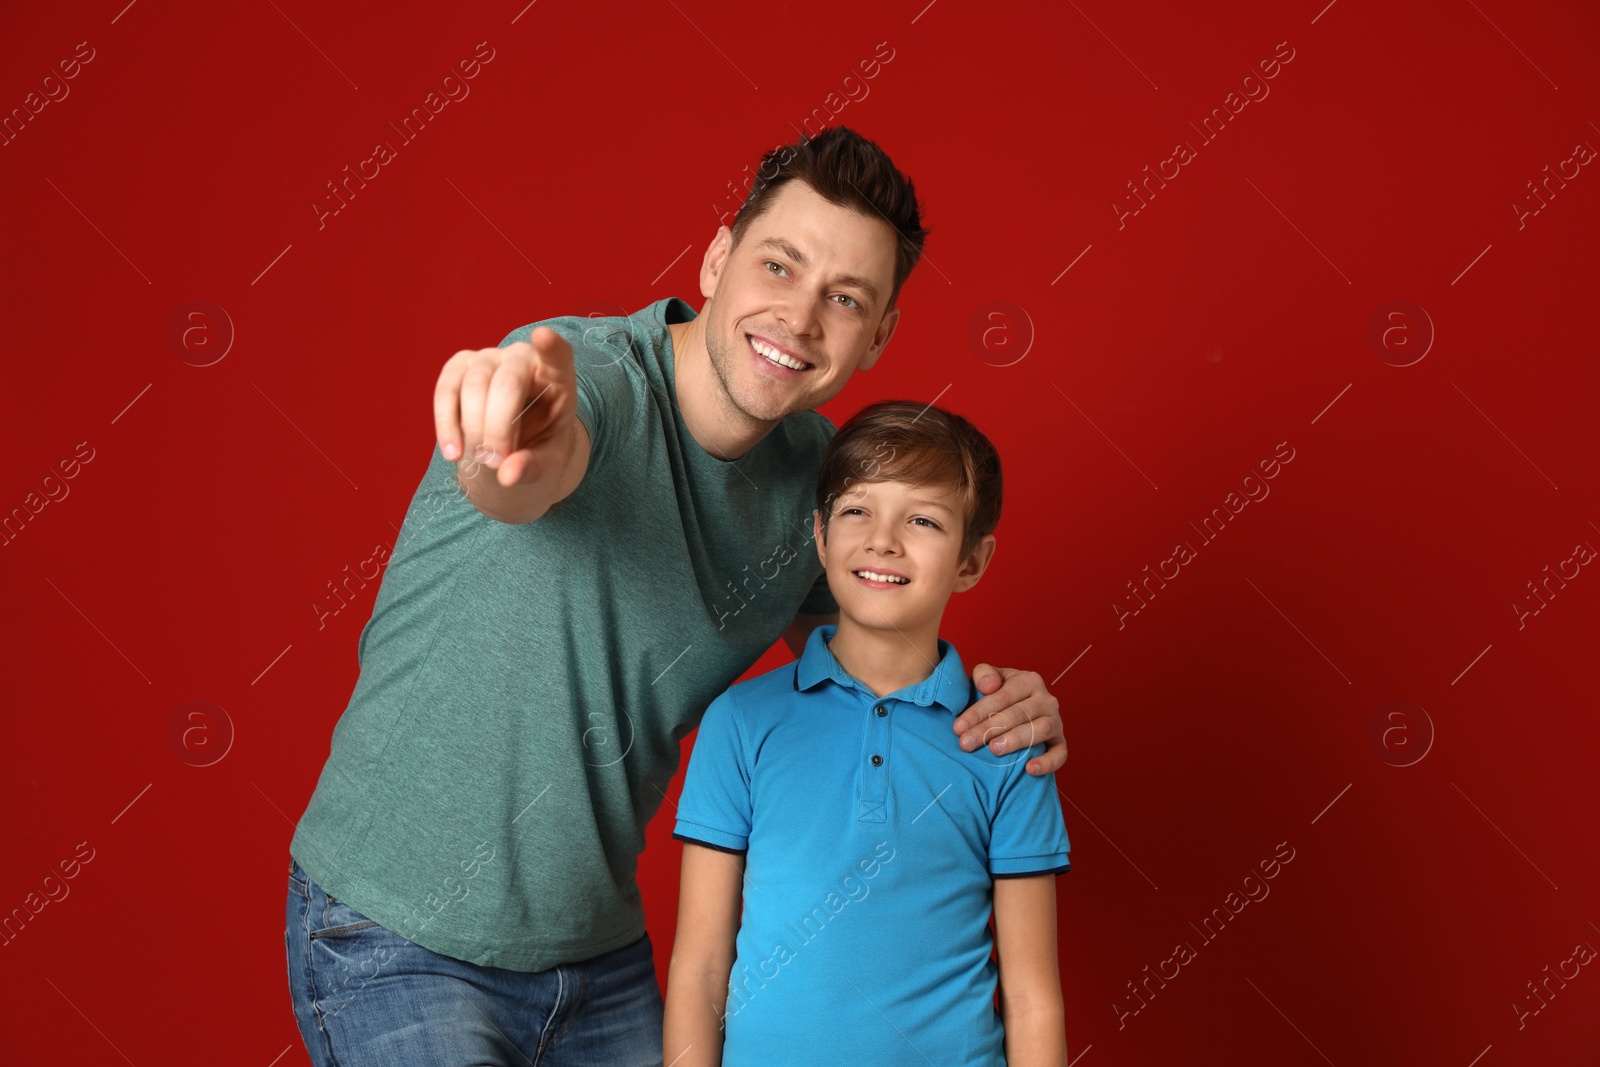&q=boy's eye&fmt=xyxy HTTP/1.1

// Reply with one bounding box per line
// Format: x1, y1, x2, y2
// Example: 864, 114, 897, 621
912, 517, 940, 528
